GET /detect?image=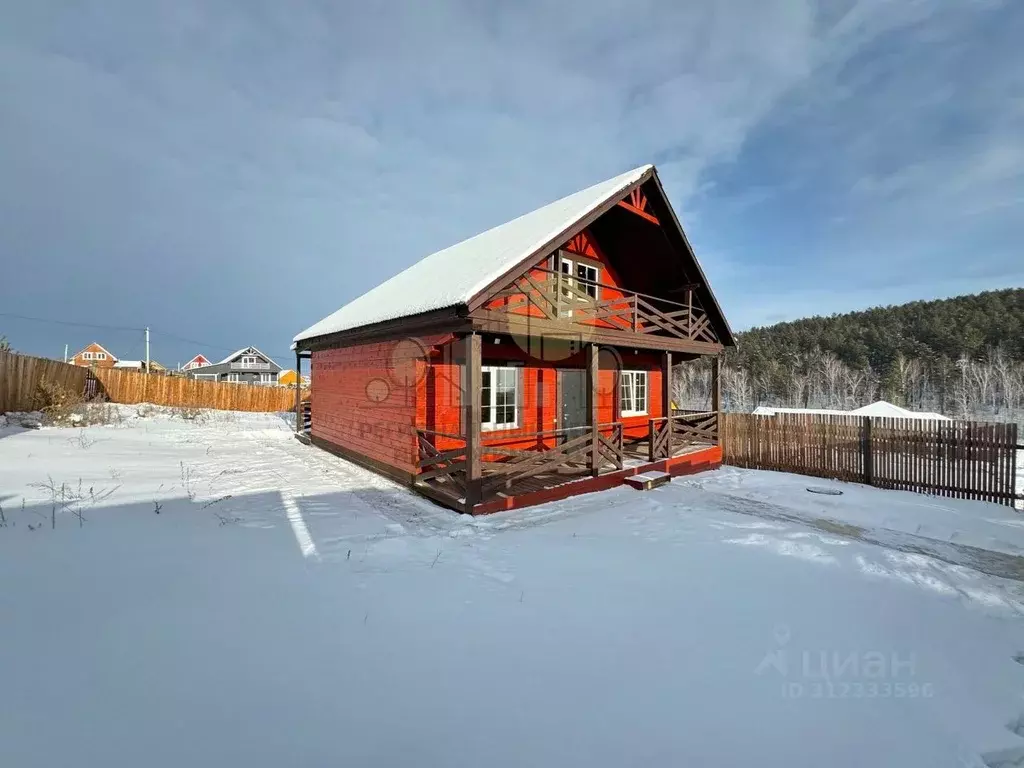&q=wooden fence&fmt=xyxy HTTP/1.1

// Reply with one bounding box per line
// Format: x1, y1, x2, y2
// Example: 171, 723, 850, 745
92, 368, 306, 412
0, 350, 89, 412
721, 413, 1020, 507
0, 351, 306, 413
